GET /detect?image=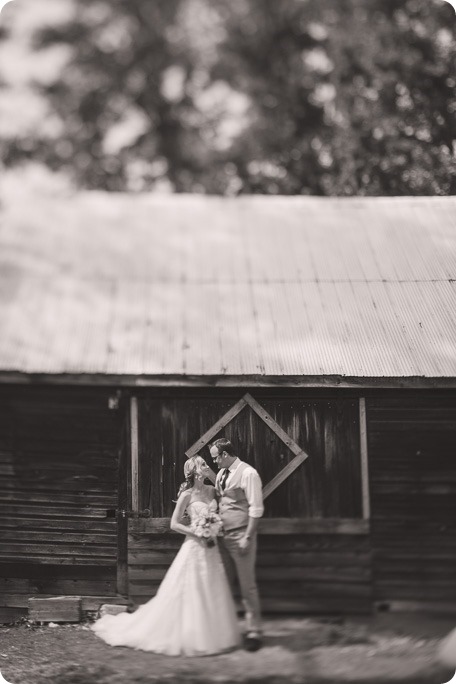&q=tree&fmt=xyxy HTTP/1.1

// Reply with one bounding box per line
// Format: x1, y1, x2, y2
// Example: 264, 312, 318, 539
1, 0, 455, 194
